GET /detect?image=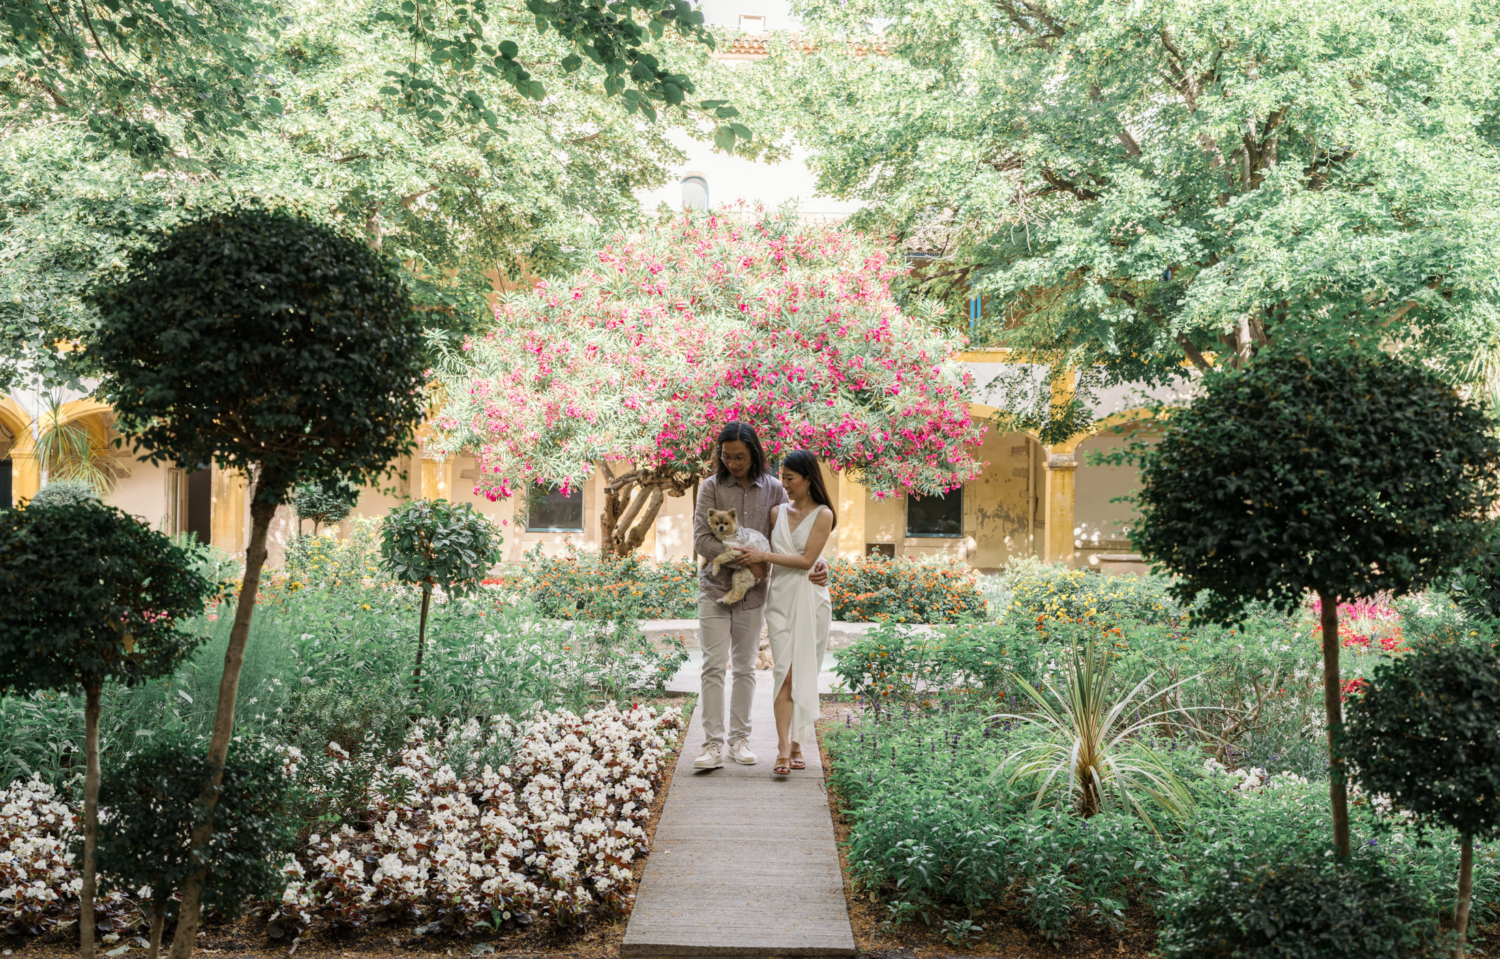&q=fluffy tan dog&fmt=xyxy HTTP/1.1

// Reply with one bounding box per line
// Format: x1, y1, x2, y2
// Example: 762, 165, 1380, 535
706, 508, 770, 605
